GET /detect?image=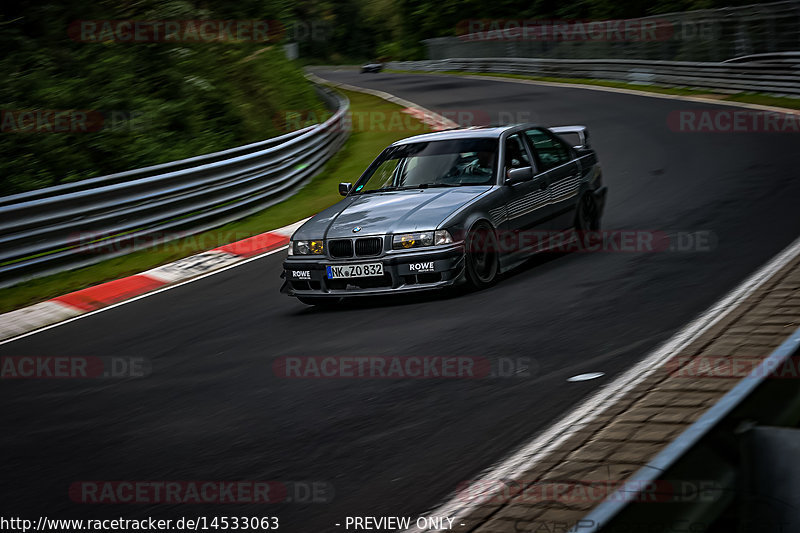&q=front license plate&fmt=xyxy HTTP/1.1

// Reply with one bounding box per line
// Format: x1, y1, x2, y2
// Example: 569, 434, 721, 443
326, 263, 383, 279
